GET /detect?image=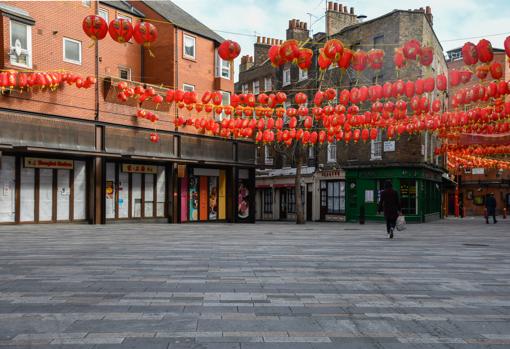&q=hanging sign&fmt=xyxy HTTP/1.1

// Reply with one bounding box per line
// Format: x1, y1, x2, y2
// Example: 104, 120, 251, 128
177, 164, 186, 178
24, 157, 74, 169
121, 164, 157, 174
